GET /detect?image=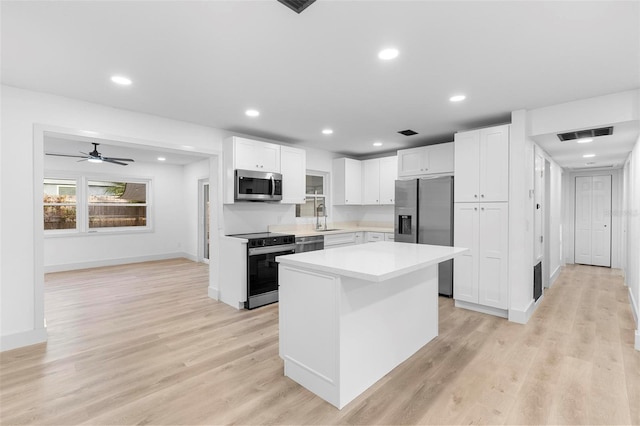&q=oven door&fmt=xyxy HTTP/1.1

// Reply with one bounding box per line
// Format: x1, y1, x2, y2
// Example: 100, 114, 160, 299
246, 244, 295, 309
